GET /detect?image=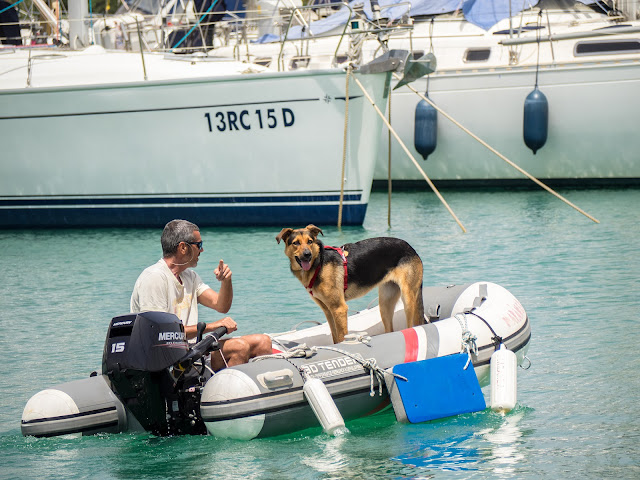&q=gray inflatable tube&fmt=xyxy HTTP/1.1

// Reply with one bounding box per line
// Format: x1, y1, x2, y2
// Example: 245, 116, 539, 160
21, 282, 530, 439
